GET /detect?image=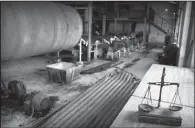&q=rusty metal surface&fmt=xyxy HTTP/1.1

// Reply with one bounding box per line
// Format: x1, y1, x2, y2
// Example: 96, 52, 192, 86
1, 2, 83, 61
23, 70, 140, 128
